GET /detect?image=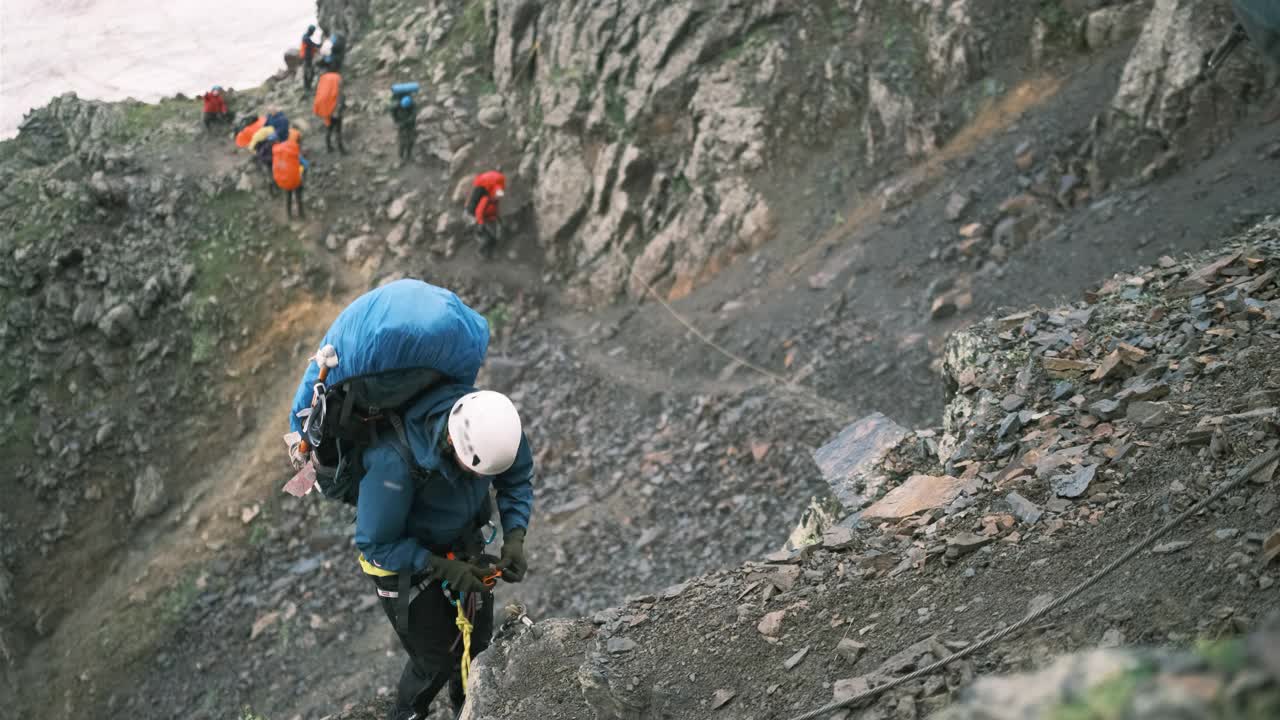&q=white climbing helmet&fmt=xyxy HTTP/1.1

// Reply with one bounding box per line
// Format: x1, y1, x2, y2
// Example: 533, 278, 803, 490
447, 390, 523, 475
